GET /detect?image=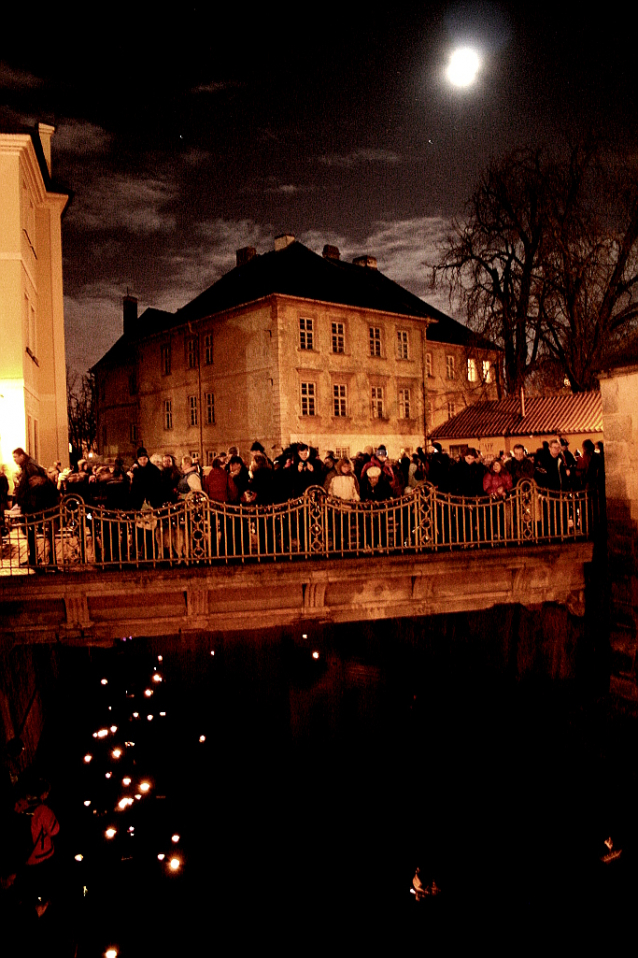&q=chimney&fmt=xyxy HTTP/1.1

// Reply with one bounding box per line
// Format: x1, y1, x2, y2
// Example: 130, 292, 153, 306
322, 244, 340, 260
520, 386, 526, 418
123, 293, 138, 336
353, 254, 378, 269
38, 123, 55, 177
274, 233, 295, 251
236, 246, 257, 267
